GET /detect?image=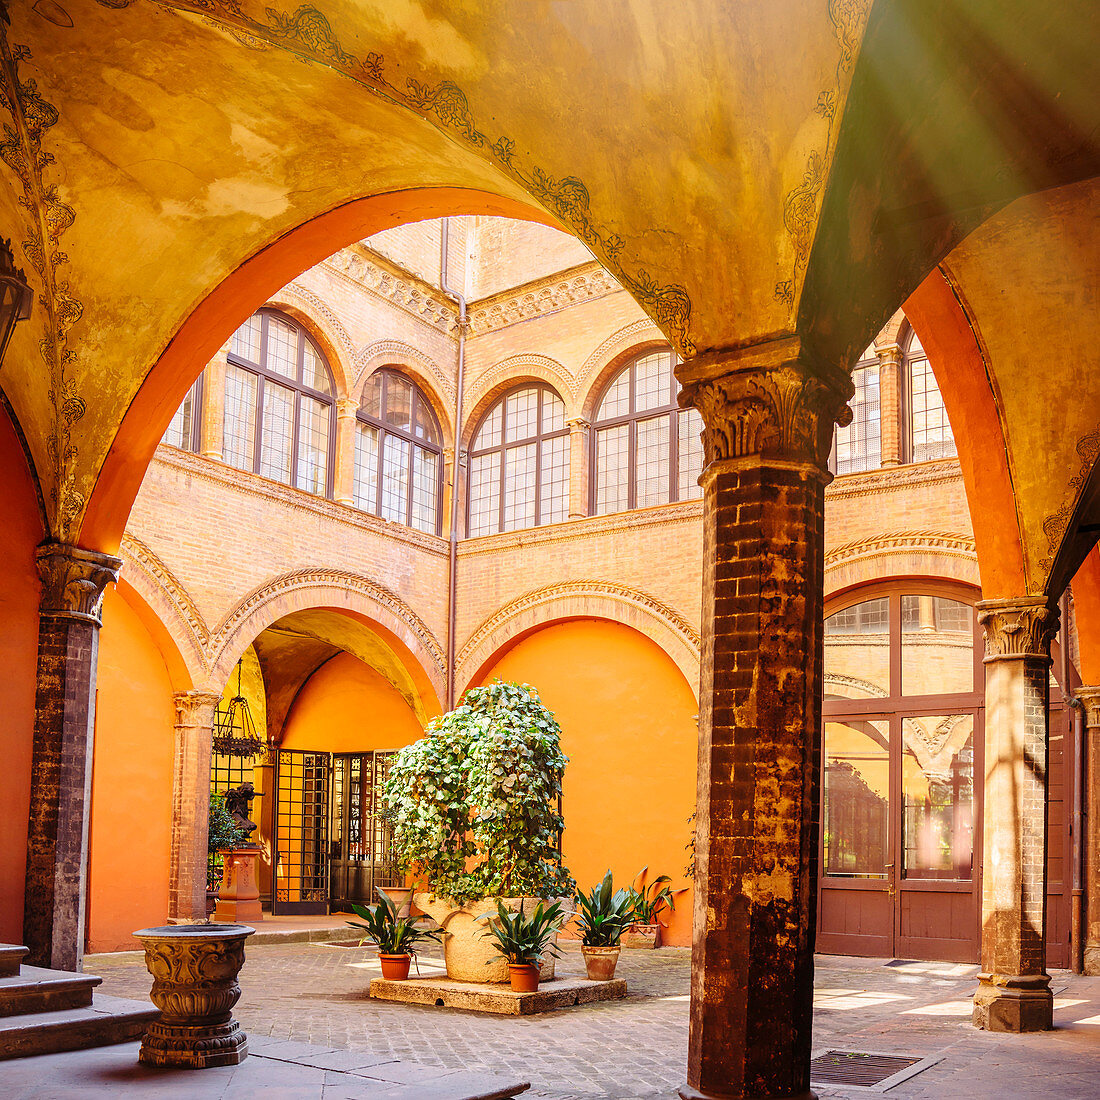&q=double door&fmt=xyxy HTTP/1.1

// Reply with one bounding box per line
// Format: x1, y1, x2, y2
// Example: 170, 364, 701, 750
816, 709, 981, 962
